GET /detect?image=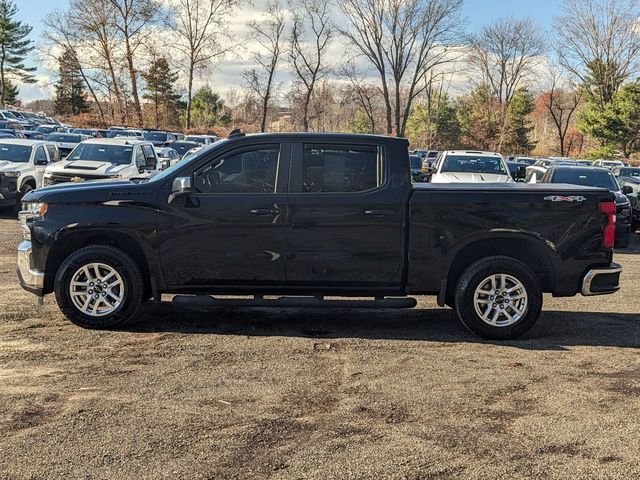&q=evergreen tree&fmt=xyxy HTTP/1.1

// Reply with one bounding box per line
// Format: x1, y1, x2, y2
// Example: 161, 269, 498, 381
3, 77, 17, 105
142, 56, 180, 128
406, 94, 461, 149
190, 85, 229, 129
0, 0, 35, 105
53, 46, 88, 116
503, 89, 536, 154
